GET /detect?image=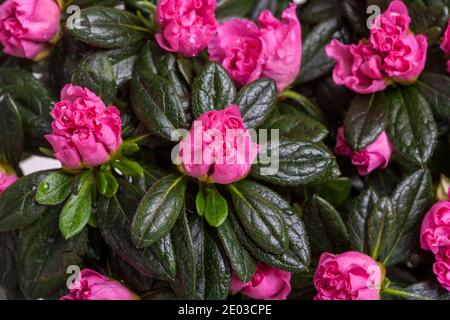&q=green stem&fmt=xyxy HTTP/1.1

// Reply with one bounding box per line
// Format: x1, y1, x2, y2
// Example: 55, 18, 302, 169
382, 287, 429, 300
137, 1, 157, 14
